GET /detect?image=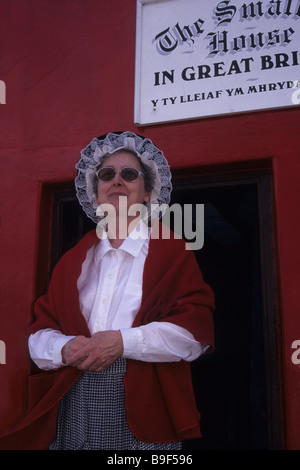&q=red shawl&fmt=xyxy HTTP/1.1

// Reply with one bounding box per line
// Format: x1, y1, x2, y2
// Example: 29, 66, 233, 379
0, 226, 215, 449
